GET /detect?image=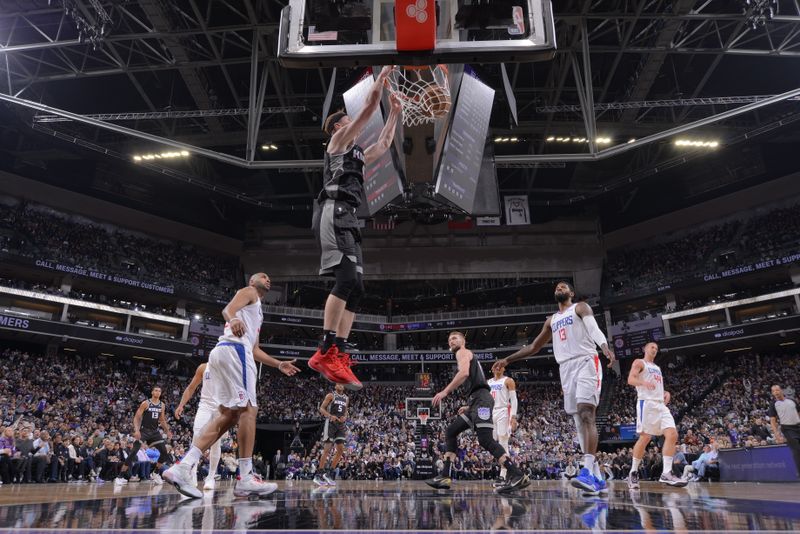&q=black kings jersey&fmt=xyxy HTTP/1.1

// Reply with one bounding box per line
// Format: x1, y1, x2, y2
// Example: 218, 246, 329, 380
330, 392, 348, 417
462, 353, 490, 396
320, 144, 365, 210
141, 400, 163, 432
